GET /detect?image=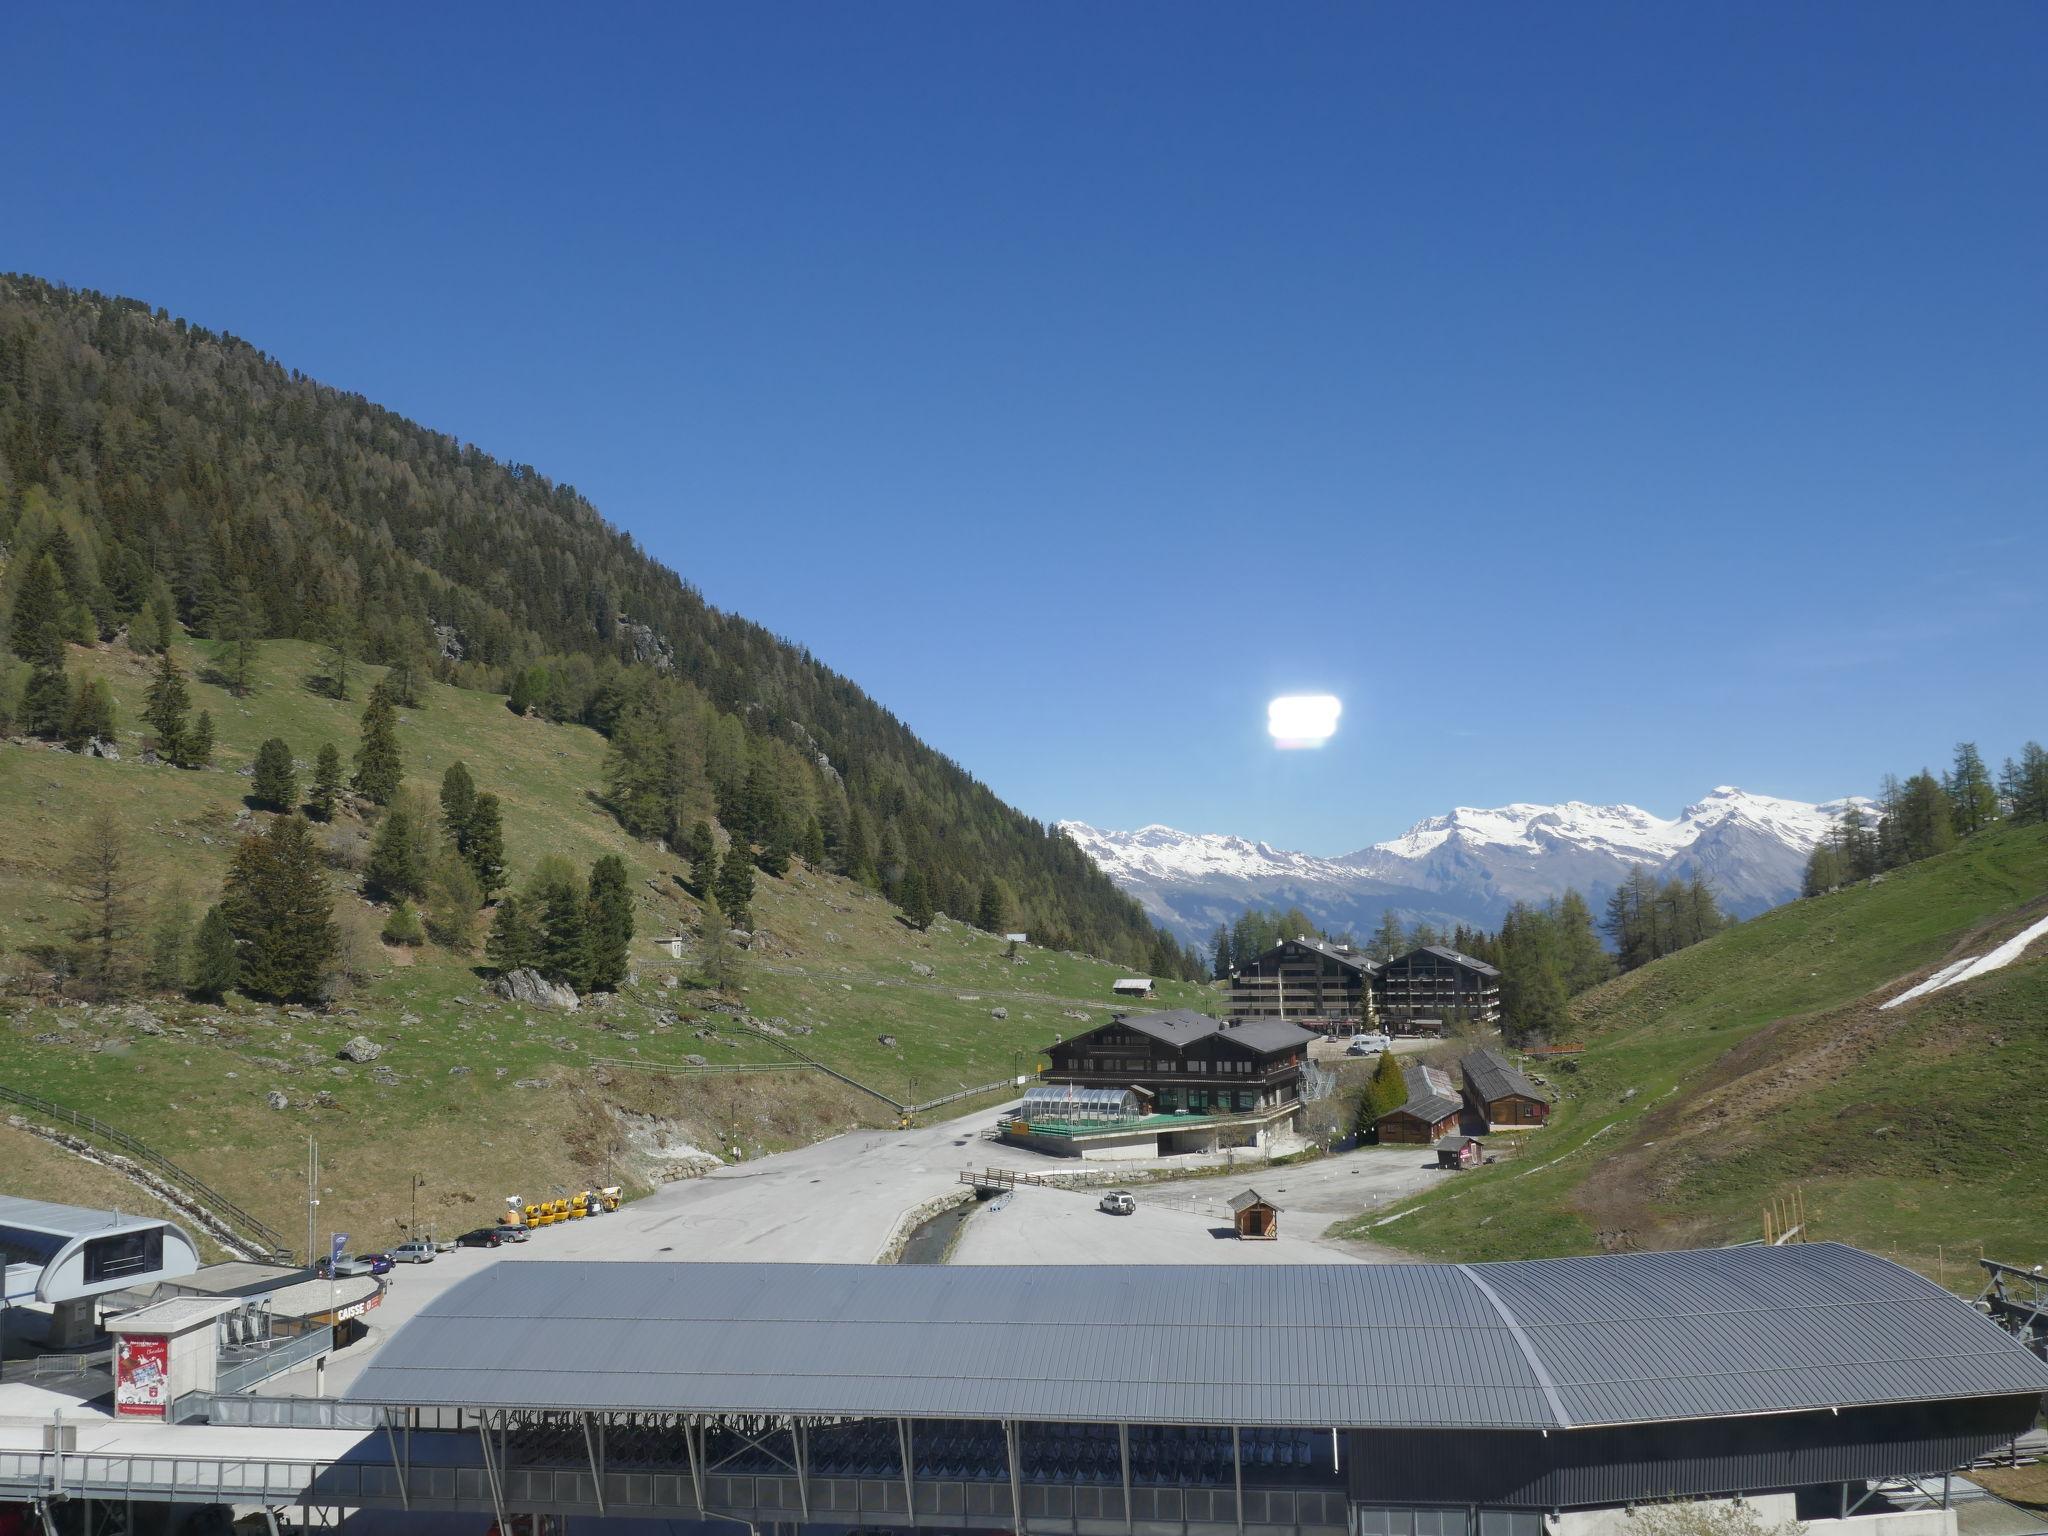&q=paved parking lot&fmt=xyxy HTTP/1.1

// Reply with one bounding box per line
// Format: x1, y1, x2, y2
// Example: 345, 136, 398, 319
950, 1146, 1440, 1265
